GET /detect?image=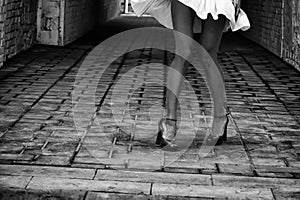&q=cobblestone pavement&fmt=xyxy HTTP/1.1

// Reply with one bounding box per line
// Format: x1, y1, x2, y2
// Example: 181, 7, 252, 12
0, 15, 300, 199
